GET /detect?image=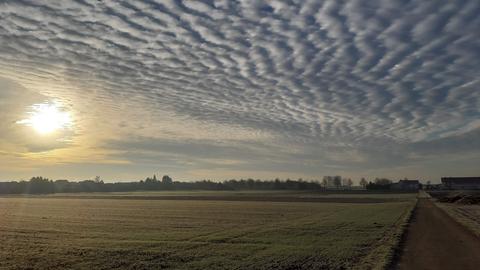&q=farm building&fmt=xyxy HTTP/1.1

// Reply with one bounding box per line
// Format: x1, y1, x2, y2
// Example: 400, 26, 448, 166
441, 177, 480, 190
391, 180, 420, 191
